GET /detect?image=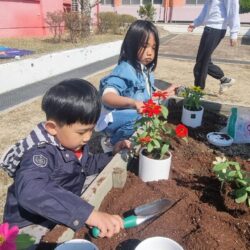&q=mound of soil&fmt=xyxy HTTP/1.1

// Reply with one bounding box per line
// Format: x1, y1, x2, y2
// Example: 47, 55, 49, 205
40, 108, 250, 250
